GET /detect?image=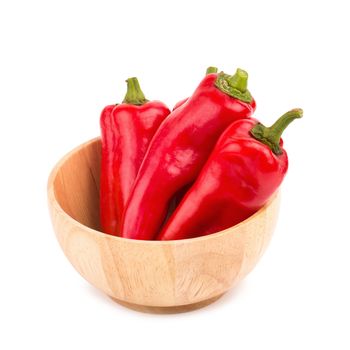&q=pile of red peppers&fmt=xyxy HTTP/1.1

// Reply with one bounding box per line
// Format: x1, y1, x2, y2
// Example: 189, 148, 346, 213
100, 67, 302, 240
